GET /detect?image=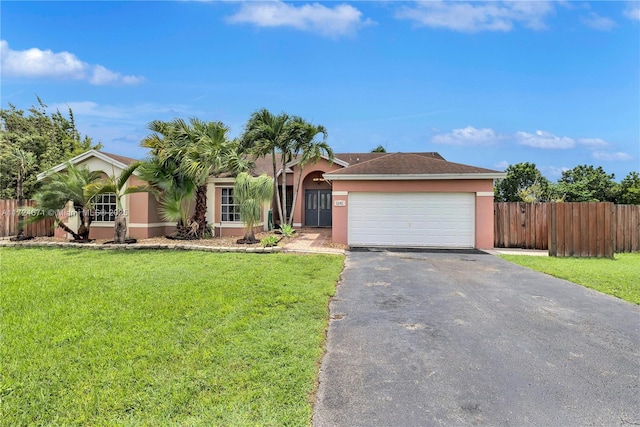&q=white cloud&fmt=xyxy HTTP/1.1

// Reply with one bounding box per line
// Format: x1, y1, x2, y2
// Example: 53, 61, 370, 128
49, 101, 197, 122
540, 165, 570, 178
494, 160, 509, 170
226, 1, 375, 38
0, 40, 143, 86
395, 1, 555, 33
515, 130, 575, 149
581, 12, 617, 31
592, 151, 634, 161
577, 137, 609, 148
432, 126, 502, 145
624, 5, 640, 21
